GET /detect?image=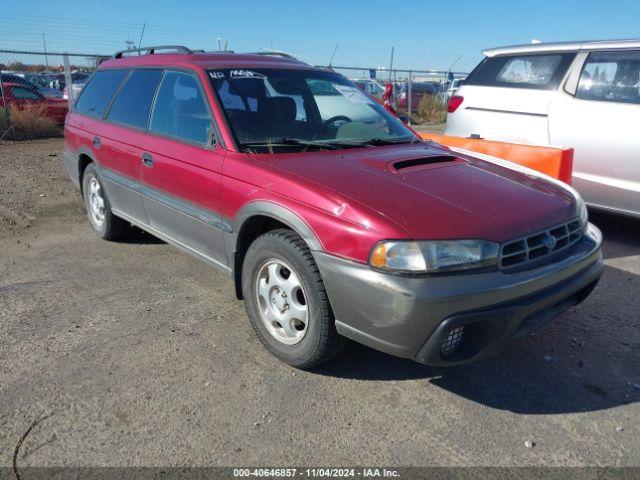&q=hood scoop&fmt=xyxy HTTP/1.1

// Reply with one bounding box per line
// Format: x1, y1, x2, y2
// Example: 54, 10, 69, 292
391, 155, 458, 172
